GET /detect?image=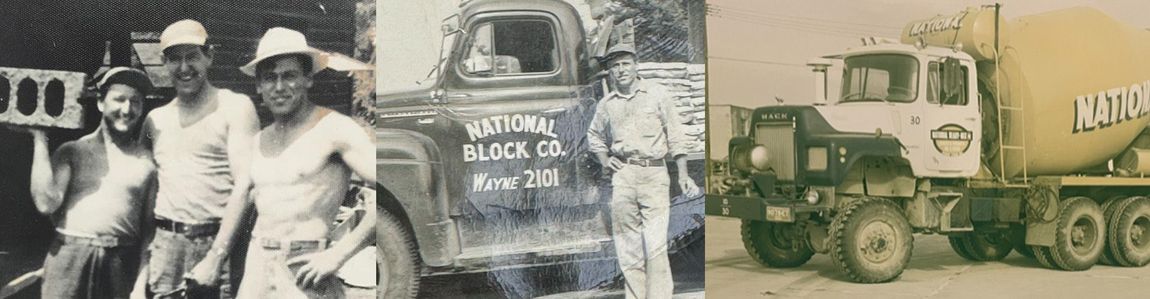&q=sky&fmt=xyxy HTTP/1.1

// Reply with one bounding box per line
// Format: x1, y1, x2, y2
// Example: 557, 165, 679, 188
706, 0, 1150, 108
